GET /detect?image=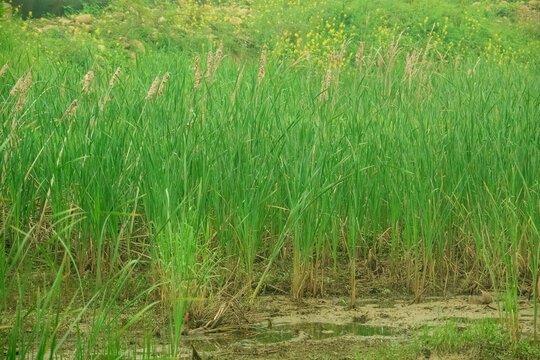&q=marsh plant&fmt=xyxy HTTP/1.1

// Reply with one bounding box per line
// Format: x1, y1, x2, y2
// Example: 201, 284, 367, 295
0, 24, 539, 359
